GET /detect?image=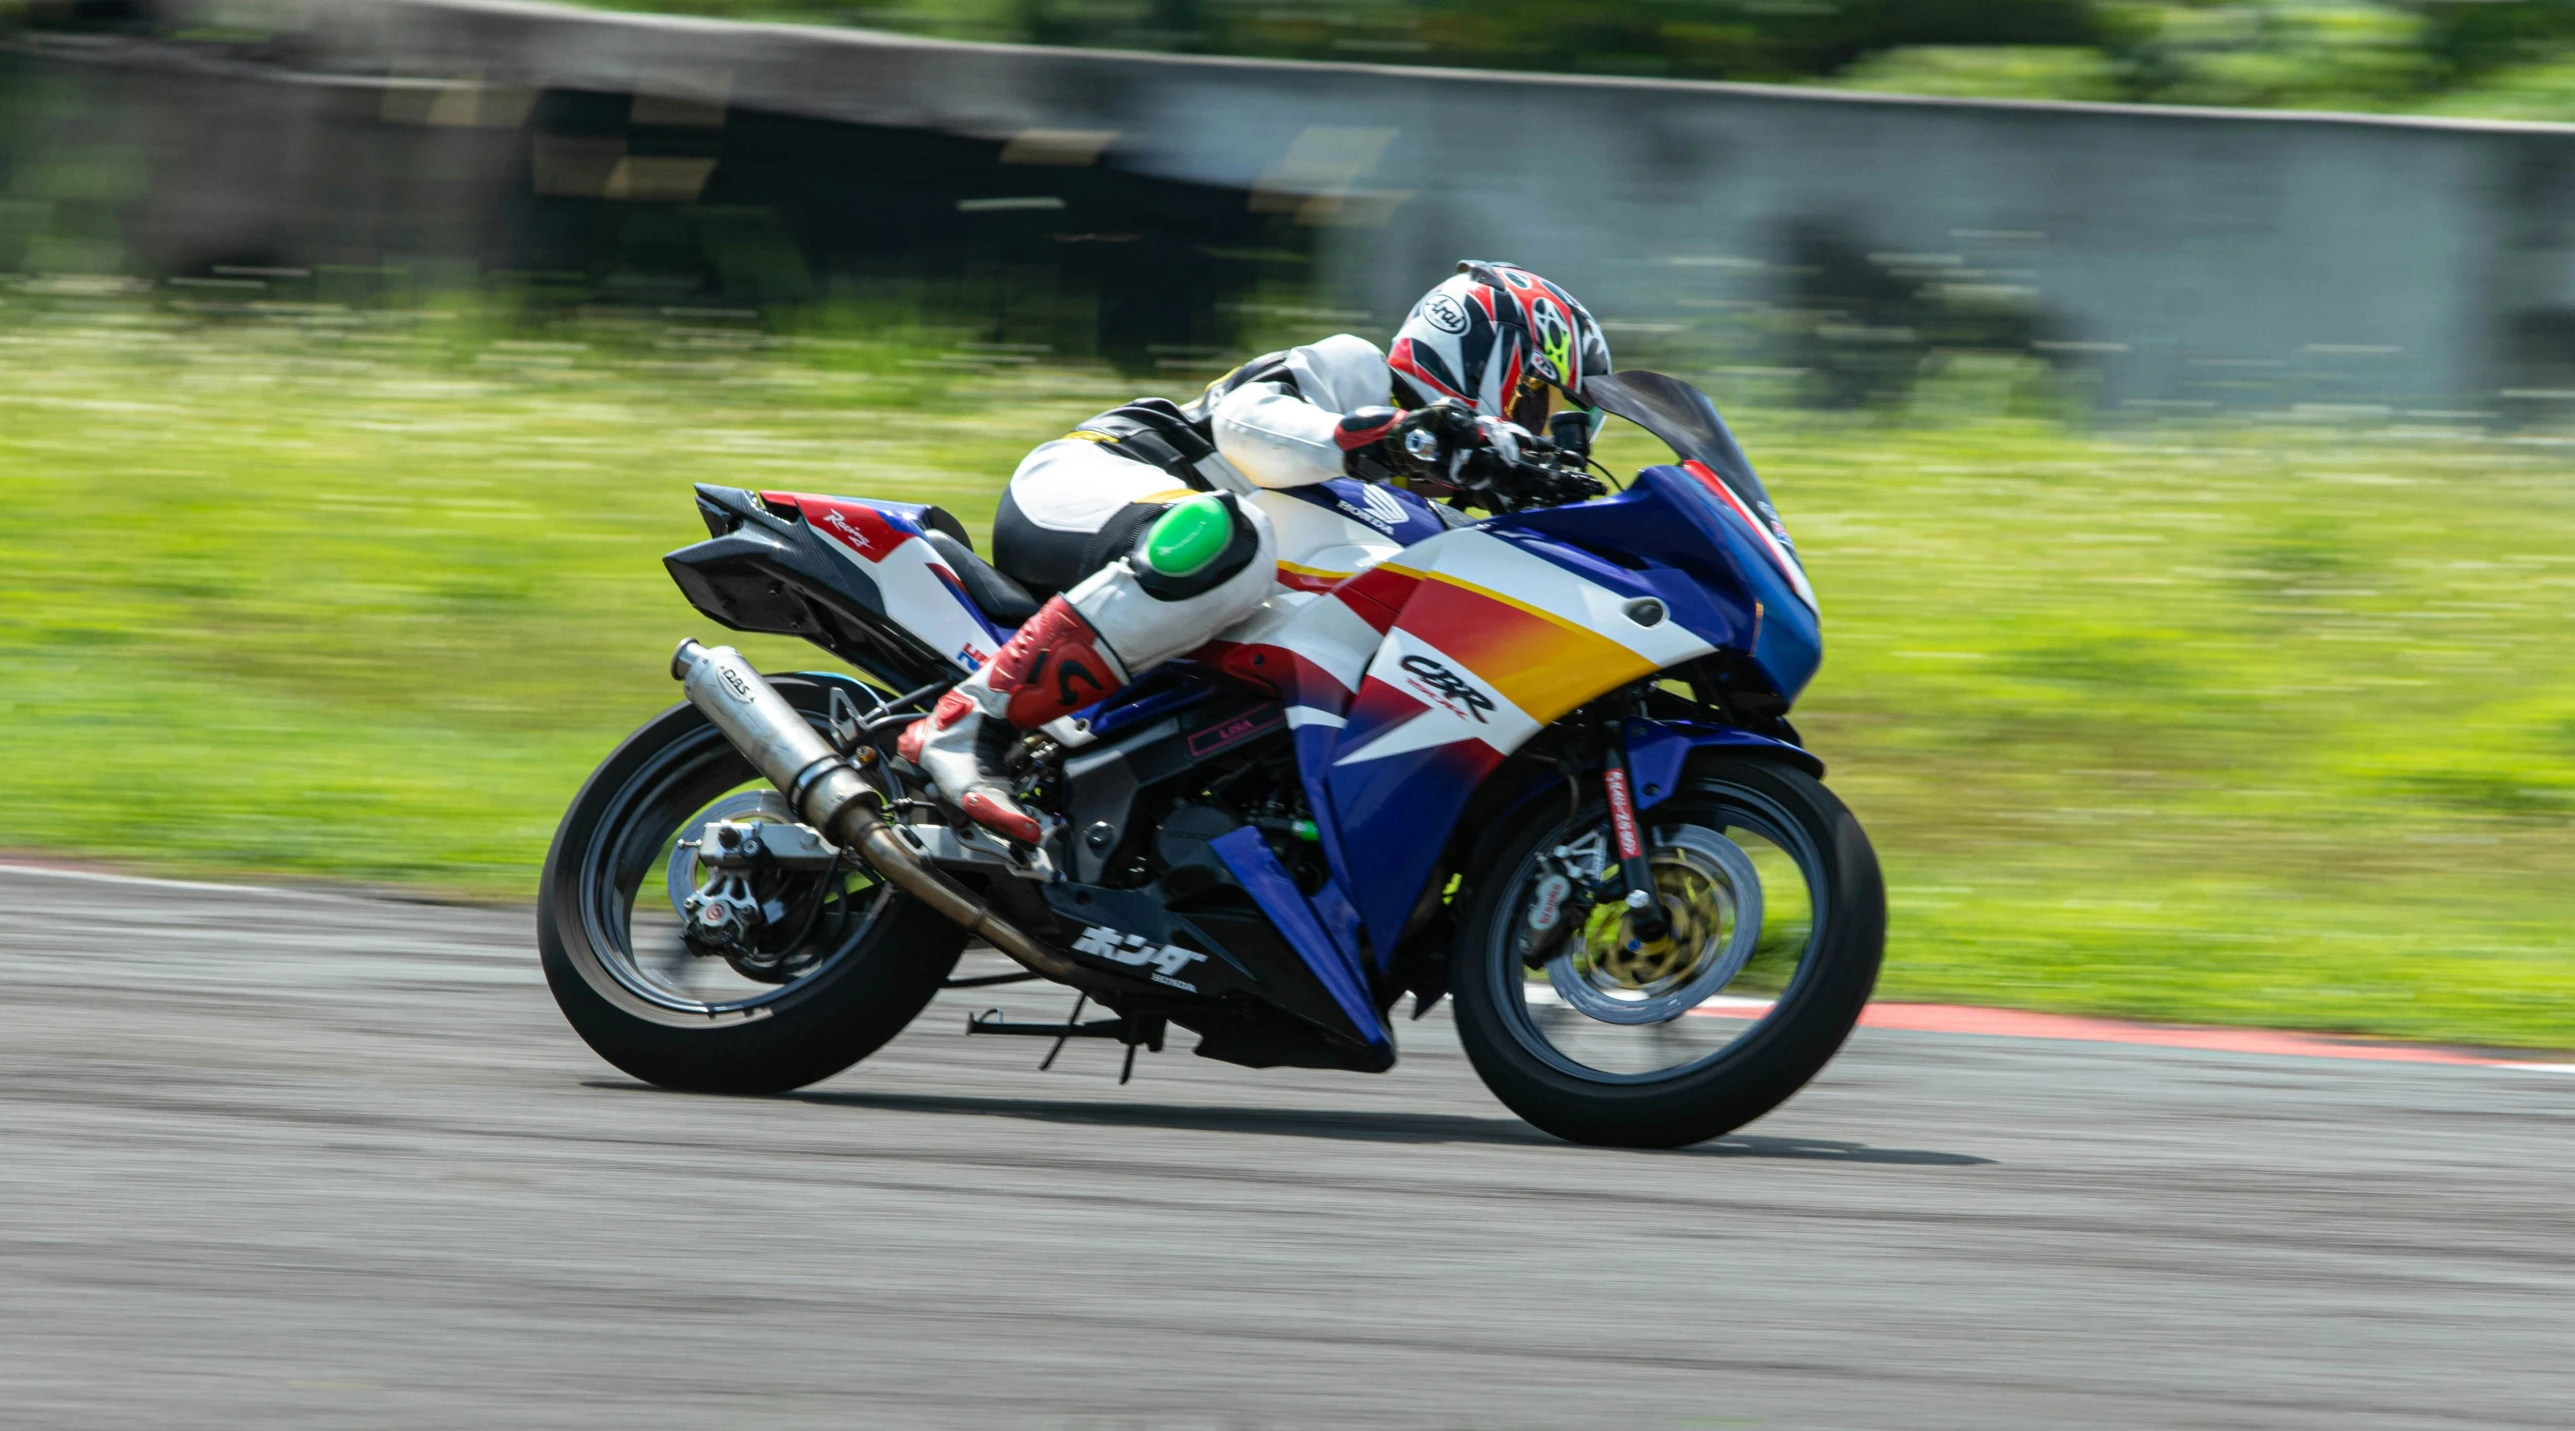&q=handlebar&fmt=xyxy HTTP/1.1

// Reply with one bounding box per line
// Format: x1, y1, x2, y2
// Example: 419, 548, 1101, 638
1450, 443, 1606, 512
1385, 400, 1607, 514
